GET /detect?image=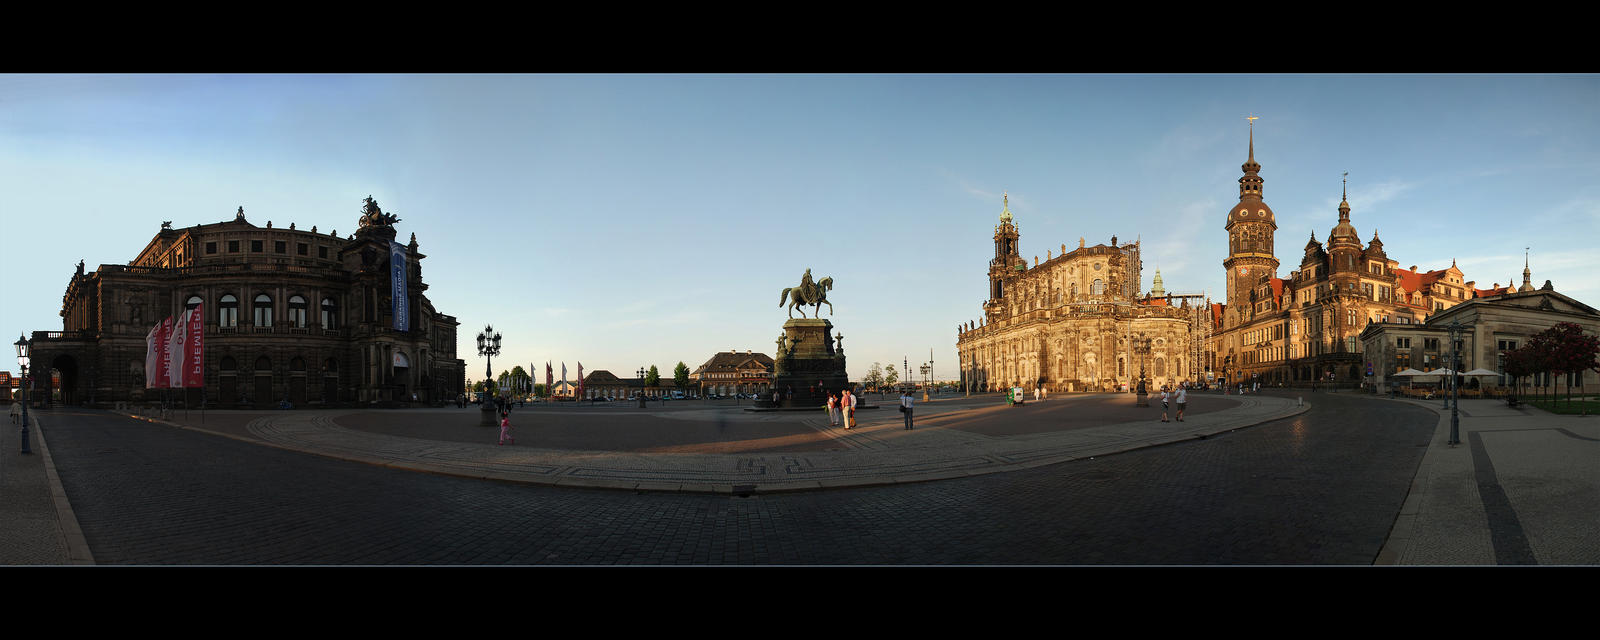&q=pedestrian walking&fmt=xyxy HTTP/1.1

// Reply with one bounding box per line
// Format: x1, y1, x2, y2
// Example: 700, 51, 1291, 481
1034, 386, 1040, 402
1175, 385, 1187, 422
8, 397, 20, 425
900, 388, 915, 430
498, 410, 515, 445
1160, 386, 1171, 422
826, 391, 840, 426
842, 387, 857, 429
